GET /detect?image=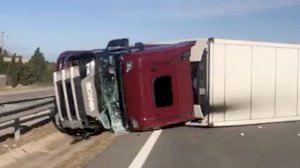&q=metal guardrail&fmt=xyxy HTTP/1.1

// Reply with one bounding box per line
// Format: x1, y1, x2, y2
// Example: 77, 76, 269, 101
0, 91, 56, 141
